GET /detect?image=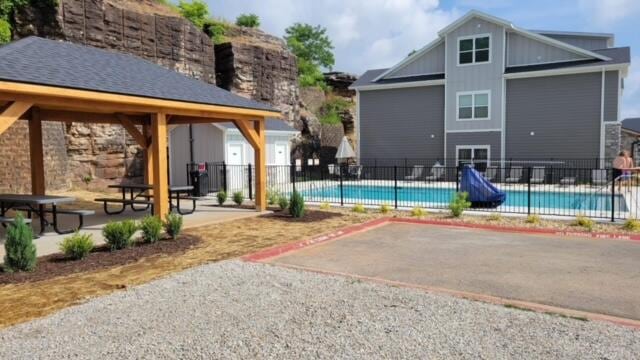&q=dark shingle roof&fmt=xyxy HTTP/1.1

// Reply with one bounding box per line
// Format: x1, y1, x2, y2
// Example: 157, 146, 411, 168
505, 47, 630, 74
219, 119, 298, 132
350, 69, 444, 88
622, 118, 640, 133
0, 37, 275, 112
353, 47, 630, 88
